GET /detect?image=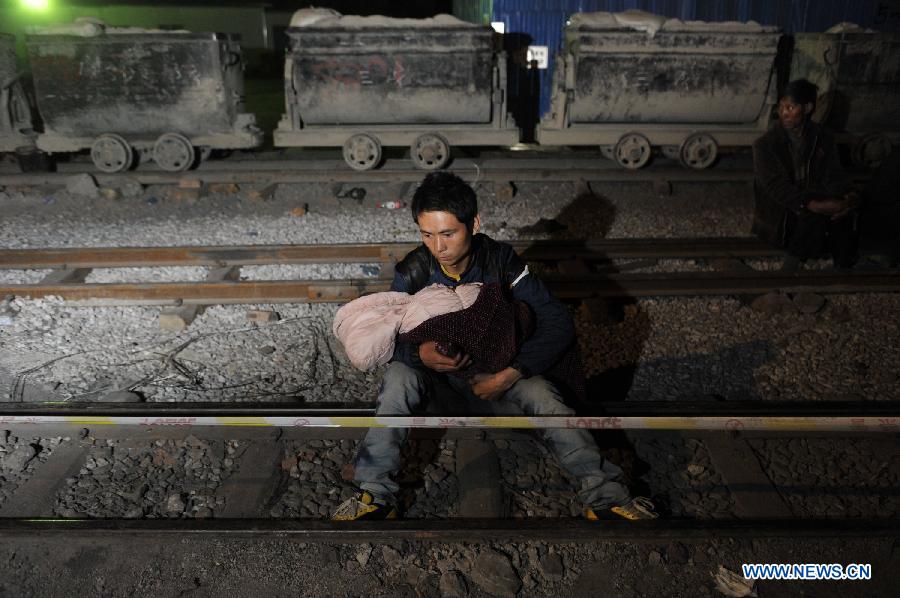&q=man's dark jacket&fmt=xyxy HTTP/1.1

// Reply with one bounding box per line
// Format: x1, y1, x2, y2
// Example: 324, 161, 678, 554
389, 233, 575, 379
752, 121, 846, 246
